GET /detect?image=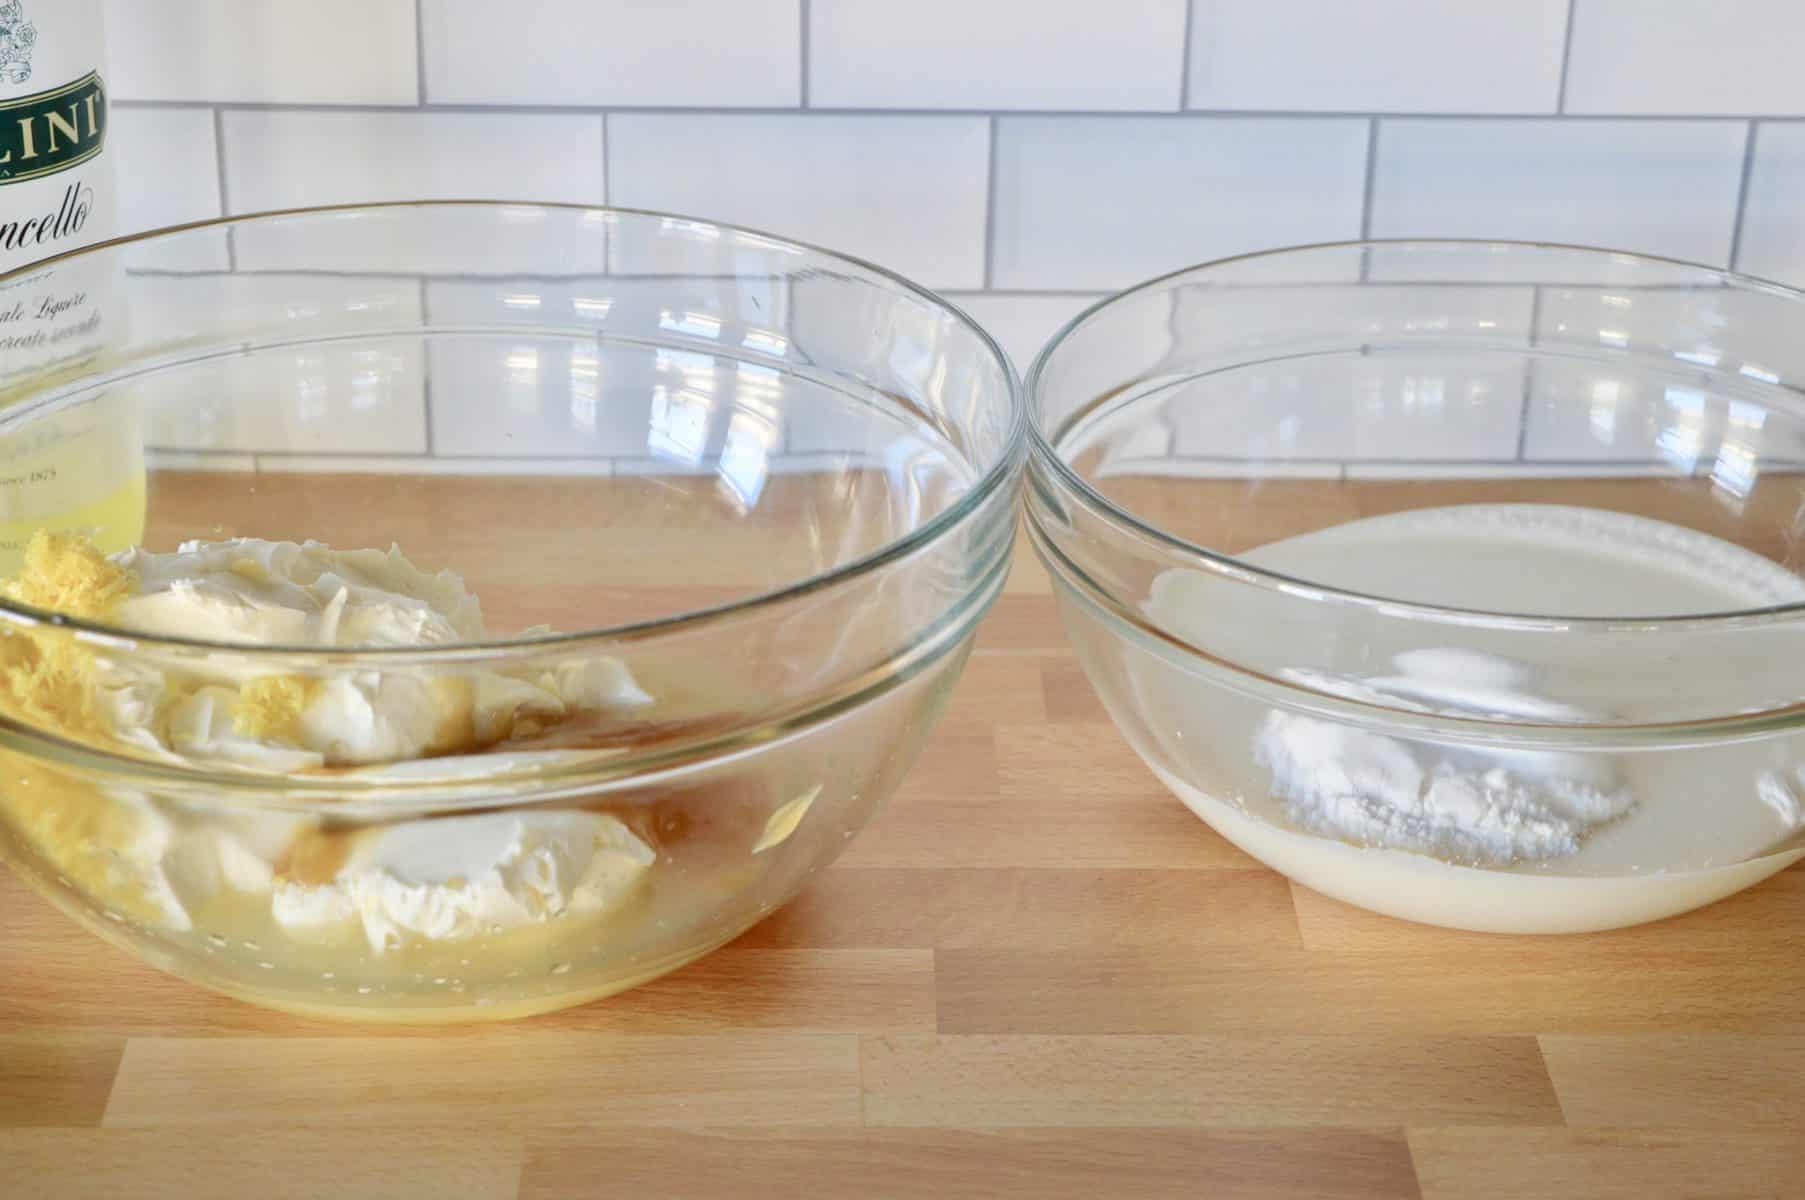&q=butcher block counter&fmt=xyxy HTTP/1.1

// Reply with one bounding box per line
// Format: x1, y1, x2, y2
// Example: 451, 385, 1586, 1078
2, 472, 1803, 1199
